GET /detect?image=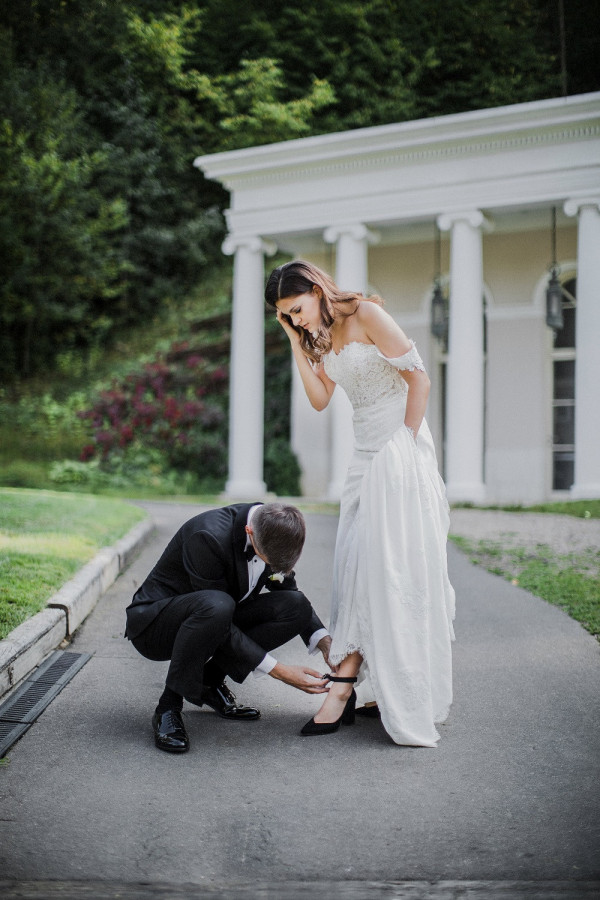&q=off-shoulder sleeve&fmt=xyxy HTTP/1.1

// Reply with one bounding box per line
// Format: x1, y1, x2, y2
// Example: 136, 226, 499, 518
377, 340, 426, 372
